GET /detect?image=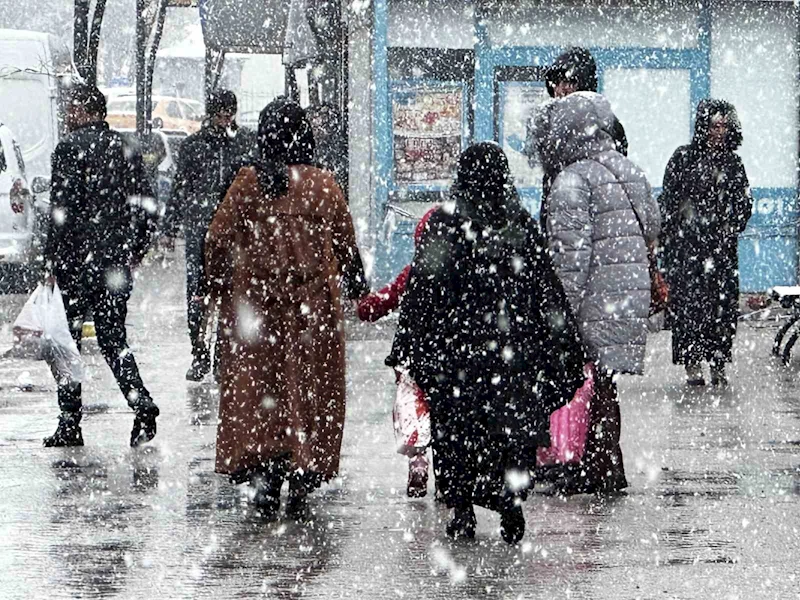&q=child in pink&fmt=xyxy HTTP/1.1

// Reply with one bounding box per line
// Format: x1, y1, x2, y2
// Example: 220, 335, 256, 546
357, 208, 436, 498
